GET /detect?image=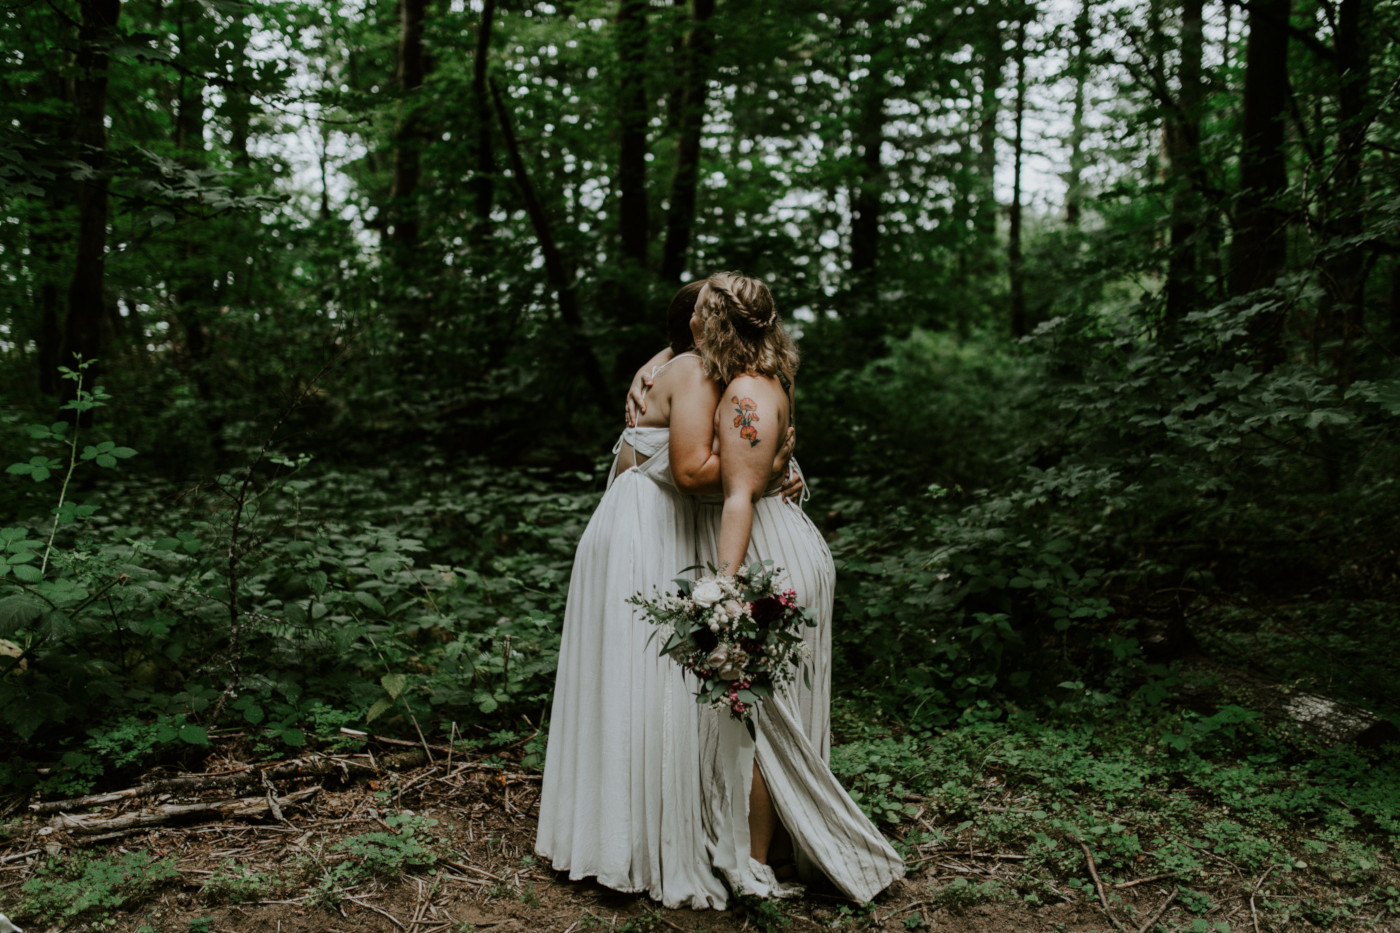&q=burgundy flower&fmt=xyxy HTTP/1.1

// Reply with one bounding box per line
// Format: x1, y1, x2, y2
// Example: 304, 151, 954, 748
750, 595, 784, 624
692, 626, 718, 654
